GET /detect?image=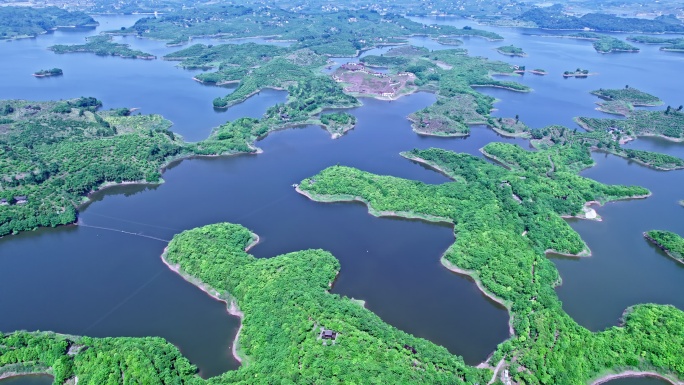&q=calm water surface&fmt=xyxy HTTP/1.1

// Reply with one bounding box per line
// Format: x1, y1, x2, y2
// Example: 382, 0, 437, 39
0, 376, 53, 385
1, 14, 683, 379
